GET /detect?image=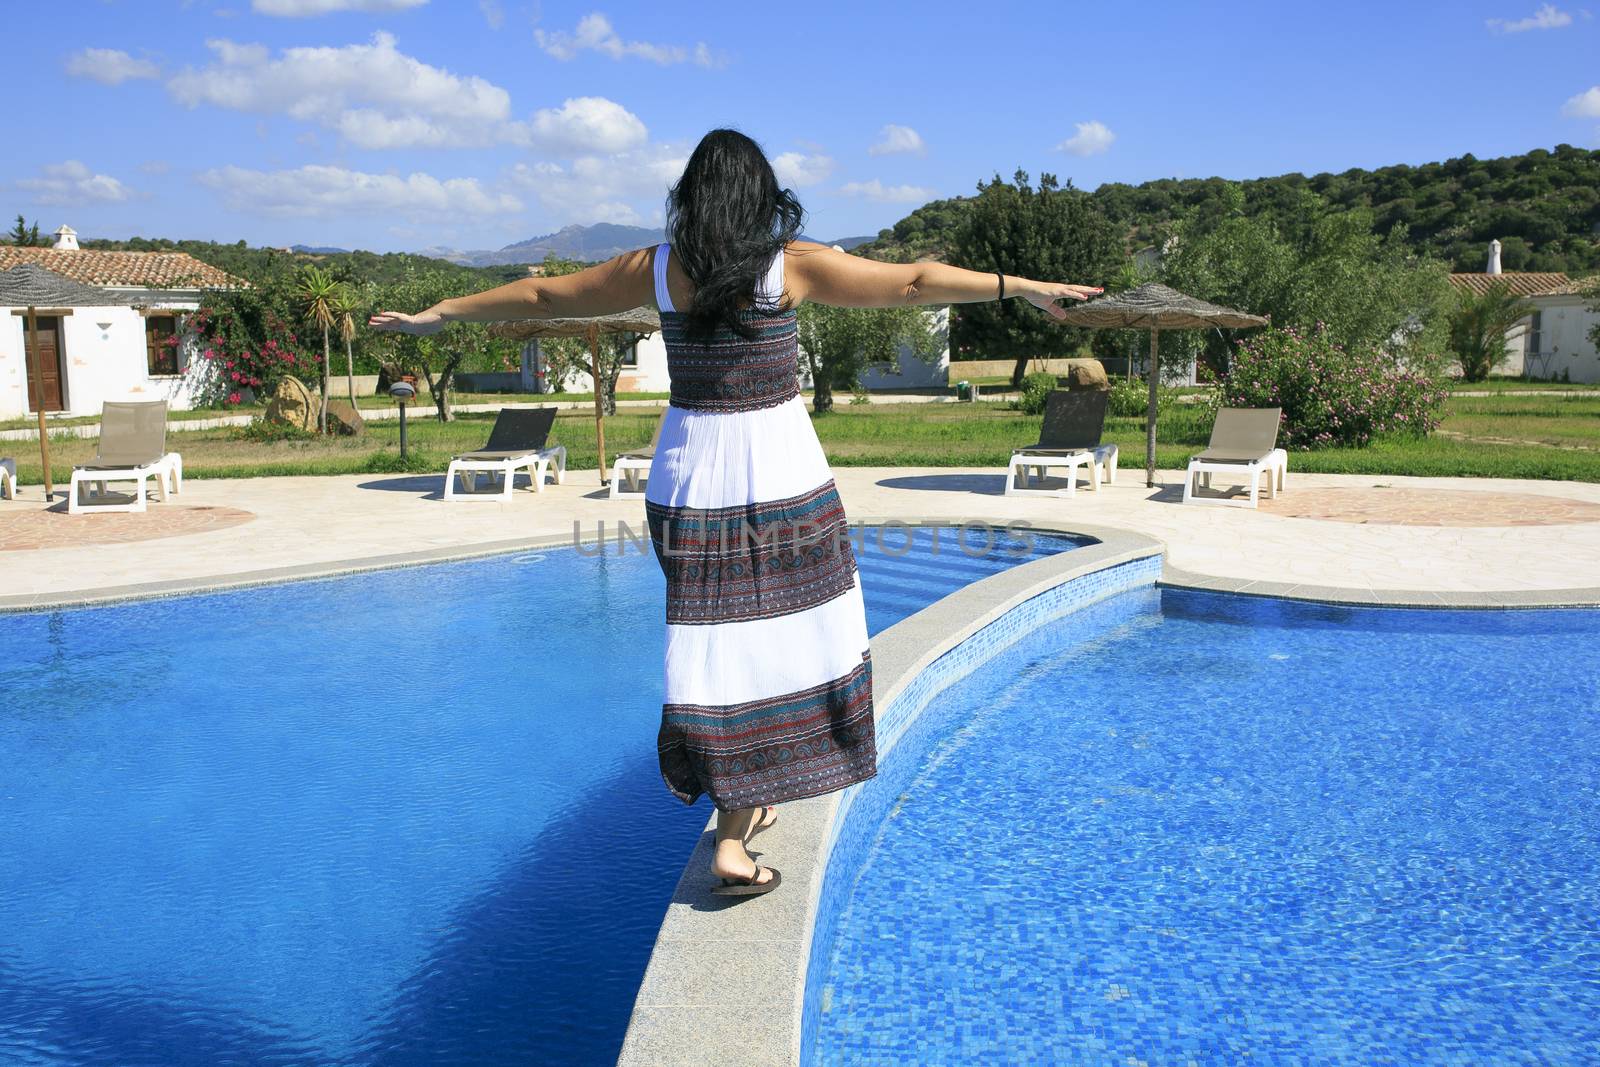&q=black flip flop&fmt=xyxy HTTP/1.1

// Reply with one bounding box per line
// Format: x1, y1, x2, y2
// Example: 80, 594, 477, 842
712, 864, 782, 897
747, 805, 778, 841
